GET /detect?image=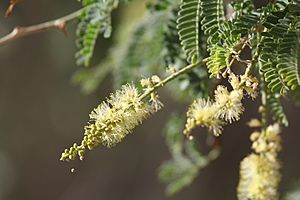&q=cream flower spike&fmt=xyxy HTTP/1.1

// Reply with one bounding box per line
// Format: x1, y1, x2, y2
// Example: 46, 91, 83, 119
61, 83, 162, 161
214, 85, 244, 123
238, 123, 282, 200
237, 154, 281, 200
184, 98, 224, 136
184, 82, 245, 137
183, 71, 260, 137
